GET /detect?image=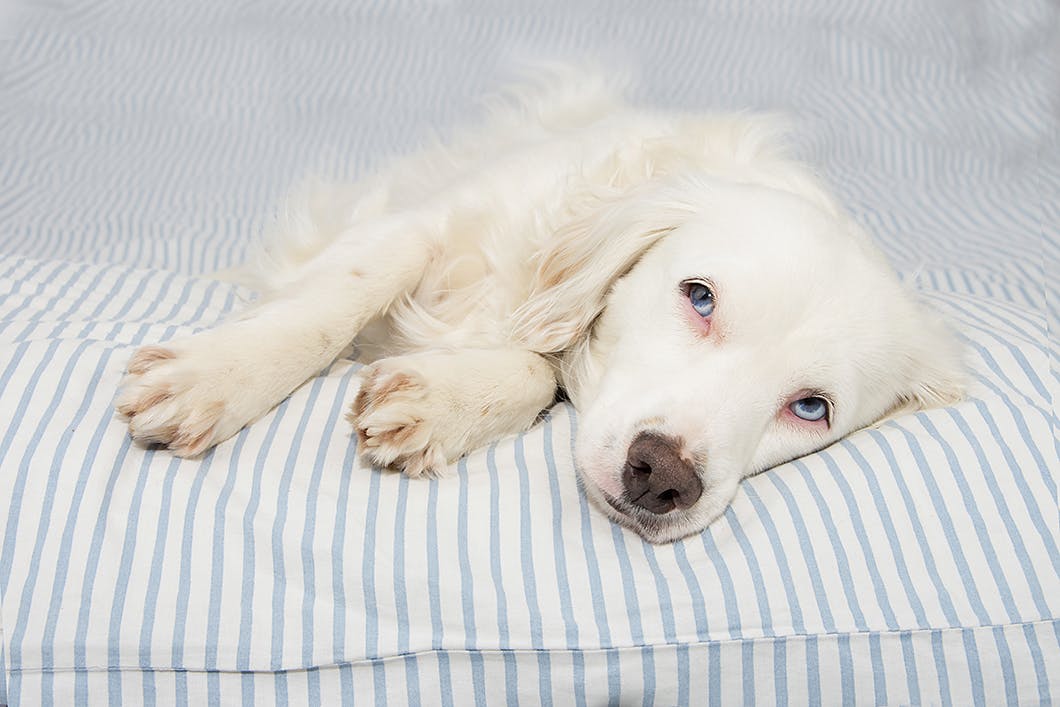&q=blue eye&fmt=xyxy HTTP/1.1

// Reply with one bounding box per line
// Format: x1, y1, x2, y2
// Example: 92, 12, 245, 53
686, 282, 715, 317
791, 397, 829, 422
